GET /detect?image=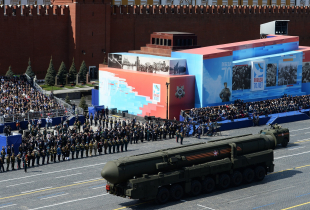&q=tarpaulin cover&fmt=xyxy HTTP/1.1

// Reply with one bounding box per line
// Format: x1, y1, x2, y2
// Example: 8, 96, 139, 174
0, 134, 22, 154
88, 105, 105, 116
